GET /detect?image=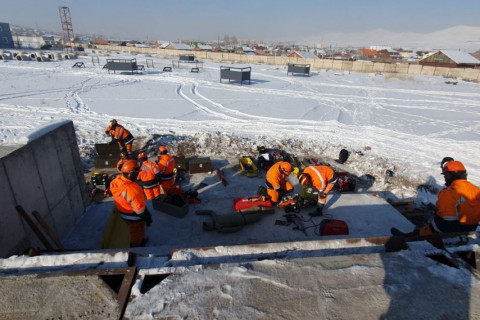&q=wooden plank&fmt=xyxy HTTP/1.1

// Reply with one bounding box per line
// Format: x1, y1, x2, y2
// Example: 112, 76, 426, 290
32, 210, 66, 251
15, 205, 54, 251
